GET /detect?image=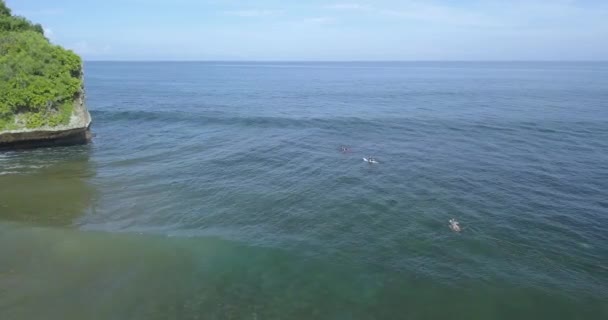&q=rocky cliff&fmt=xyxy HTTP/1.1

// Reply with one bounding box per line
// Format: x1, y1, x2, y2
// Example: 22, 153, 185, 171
0, 90, 92, 150
0, 0, 91, 150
